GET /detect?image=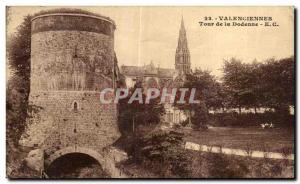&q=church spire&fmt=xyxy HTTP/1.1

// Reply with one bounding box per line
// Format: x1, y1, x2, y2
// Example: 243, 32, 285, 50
180, 15, 186, 33
175, 16, 191, 74
177, 16, 188, 50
